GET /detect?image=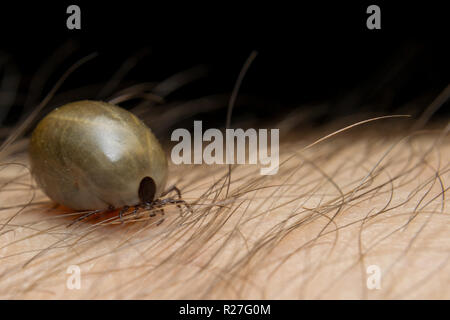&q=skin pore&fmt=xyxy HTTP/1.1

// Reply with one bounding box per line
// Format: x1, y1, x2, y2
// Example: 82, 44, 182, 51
0, 119, 448, 299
